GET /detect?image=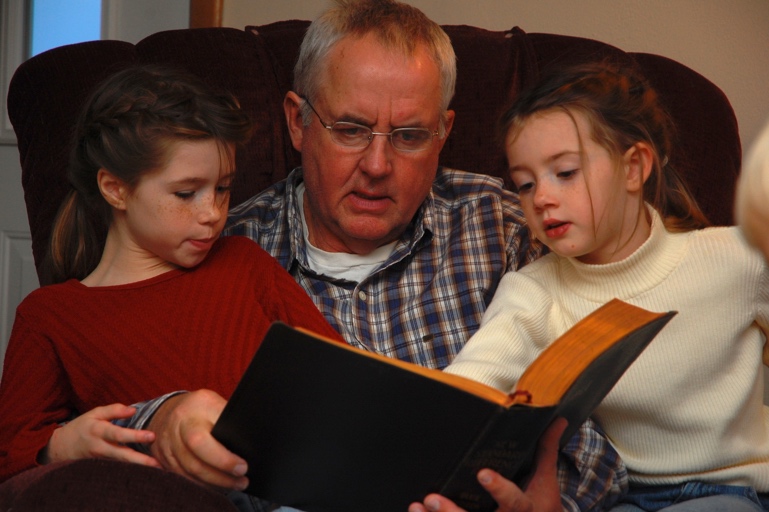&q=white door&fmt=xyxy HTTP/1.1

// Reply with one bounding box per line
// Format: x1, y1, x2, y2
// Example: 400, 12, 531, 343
0, 1, 38, 380
0, 147, 38, 381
